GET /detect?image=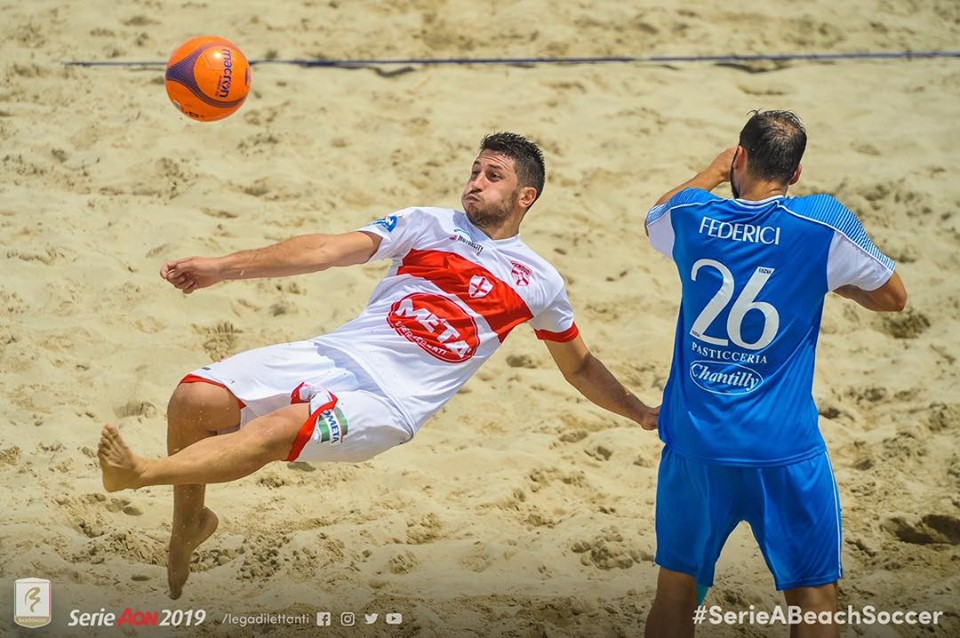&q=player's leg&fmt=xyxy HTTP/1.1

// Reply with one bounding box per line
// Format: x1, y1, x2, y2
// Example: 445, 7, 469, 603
783, 583, 839, 638
645, 446, 740, 638
646, 568, 699, 638
746, 451, 843, 638
165, 379, 242, 598
99, 401, 308, 490
131, 382, 408, 491
157, 342, 324, 596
